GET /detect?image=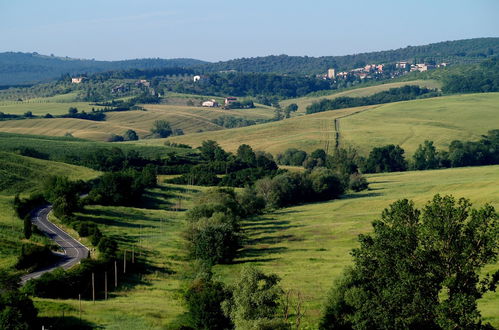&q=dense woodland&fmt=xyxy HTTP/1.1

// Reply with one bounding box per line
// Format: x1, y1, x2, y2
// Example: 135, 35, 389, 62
195, 38, 499, 74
